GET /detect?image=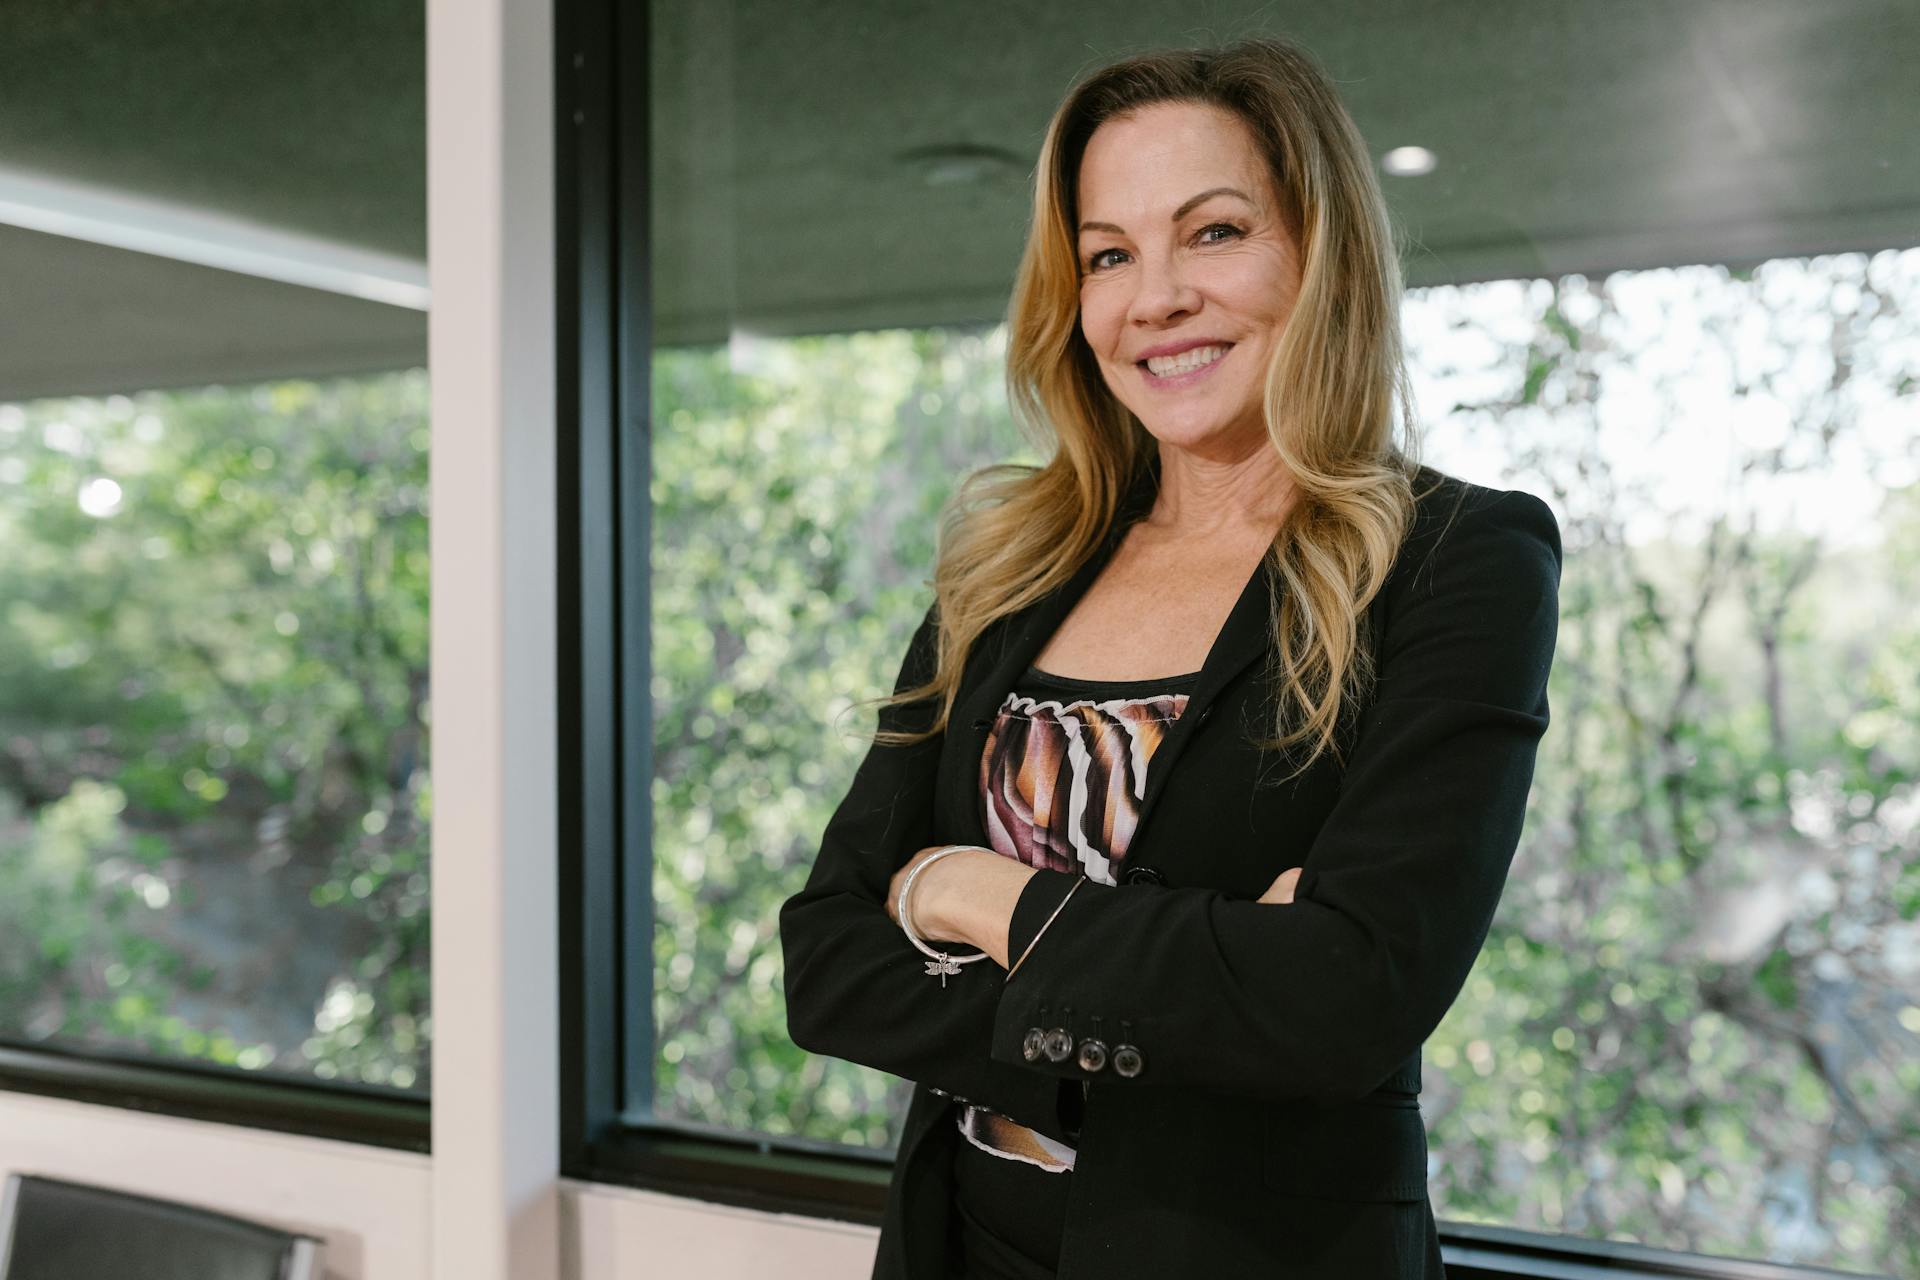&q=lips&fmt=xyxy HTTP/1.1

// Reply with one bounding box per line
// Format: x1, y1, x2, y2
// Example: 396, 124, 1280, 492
1136, 342, 1235, 386
1133, 337, 1236, 362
